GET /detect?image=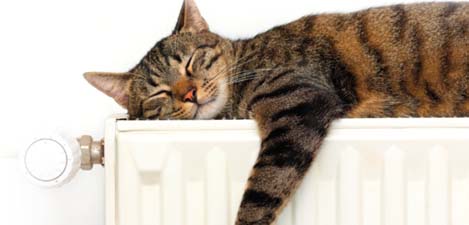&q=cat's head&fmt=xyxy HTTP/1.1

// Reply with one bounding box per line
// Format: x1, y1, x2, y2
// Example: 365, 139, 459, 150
84, 0, 234, 120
